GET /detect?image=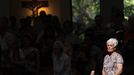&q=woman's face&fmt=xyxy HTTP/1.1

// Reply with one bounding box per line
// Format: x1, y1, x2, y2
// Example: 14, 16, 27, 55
107, 43, 116, 53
